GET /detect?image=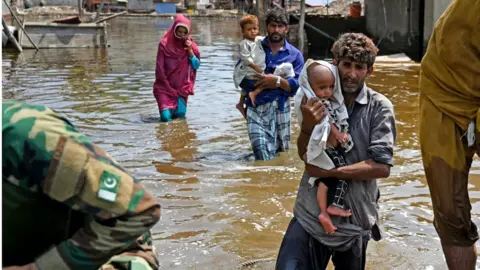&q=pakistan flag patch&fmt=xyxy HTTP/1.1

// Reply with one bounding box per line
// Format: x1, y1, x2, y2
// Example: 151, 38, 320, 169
98, 170, 121, 203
